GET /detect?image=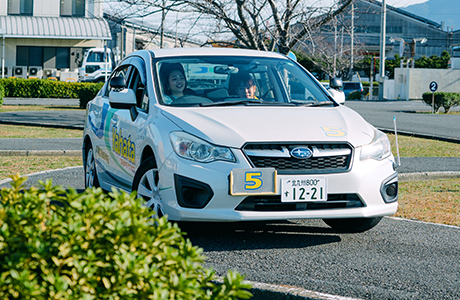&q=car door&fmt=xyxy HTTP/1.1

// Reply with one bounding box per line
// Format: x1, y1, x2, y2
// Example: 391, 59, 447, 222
106, 56, 149, 191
